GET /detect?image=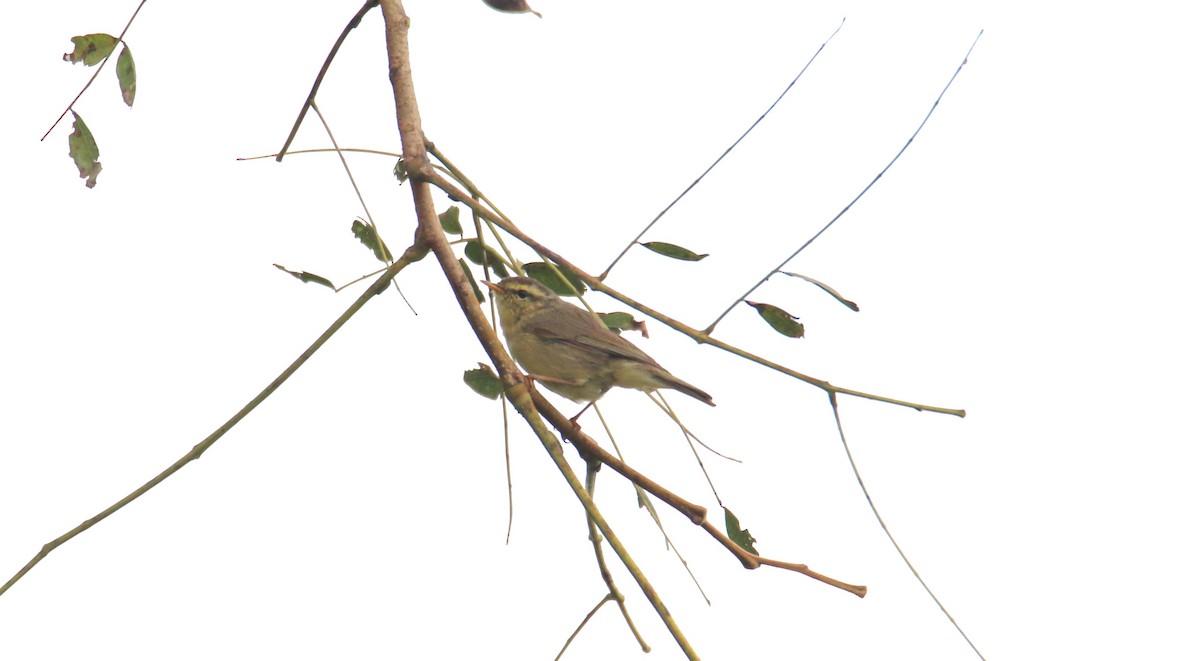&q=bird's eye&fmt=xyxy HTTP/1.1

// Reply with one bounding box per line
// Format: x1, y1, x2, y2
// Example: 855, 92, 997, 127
515, 290, 530, 300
